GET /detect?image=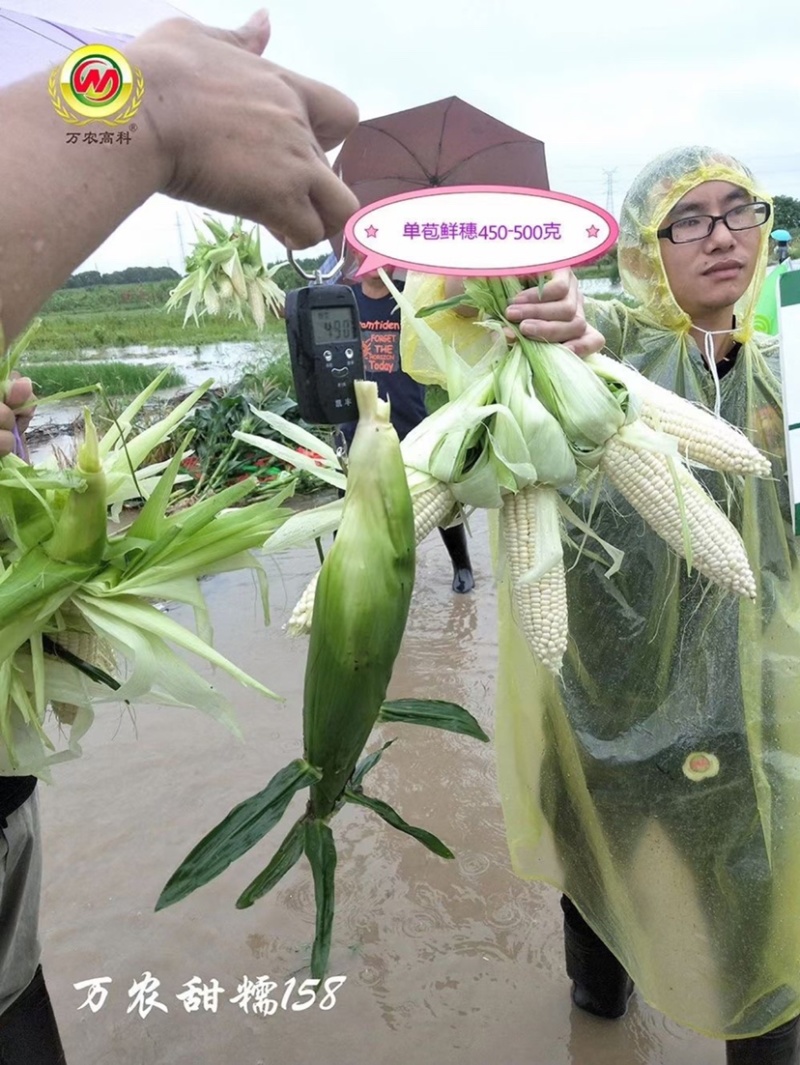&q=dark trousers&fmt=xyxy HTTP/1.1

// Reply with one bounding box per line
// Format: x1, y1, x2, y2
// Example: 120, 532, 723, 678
562, 896, 799, 1064
0, 966, 66, 1065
